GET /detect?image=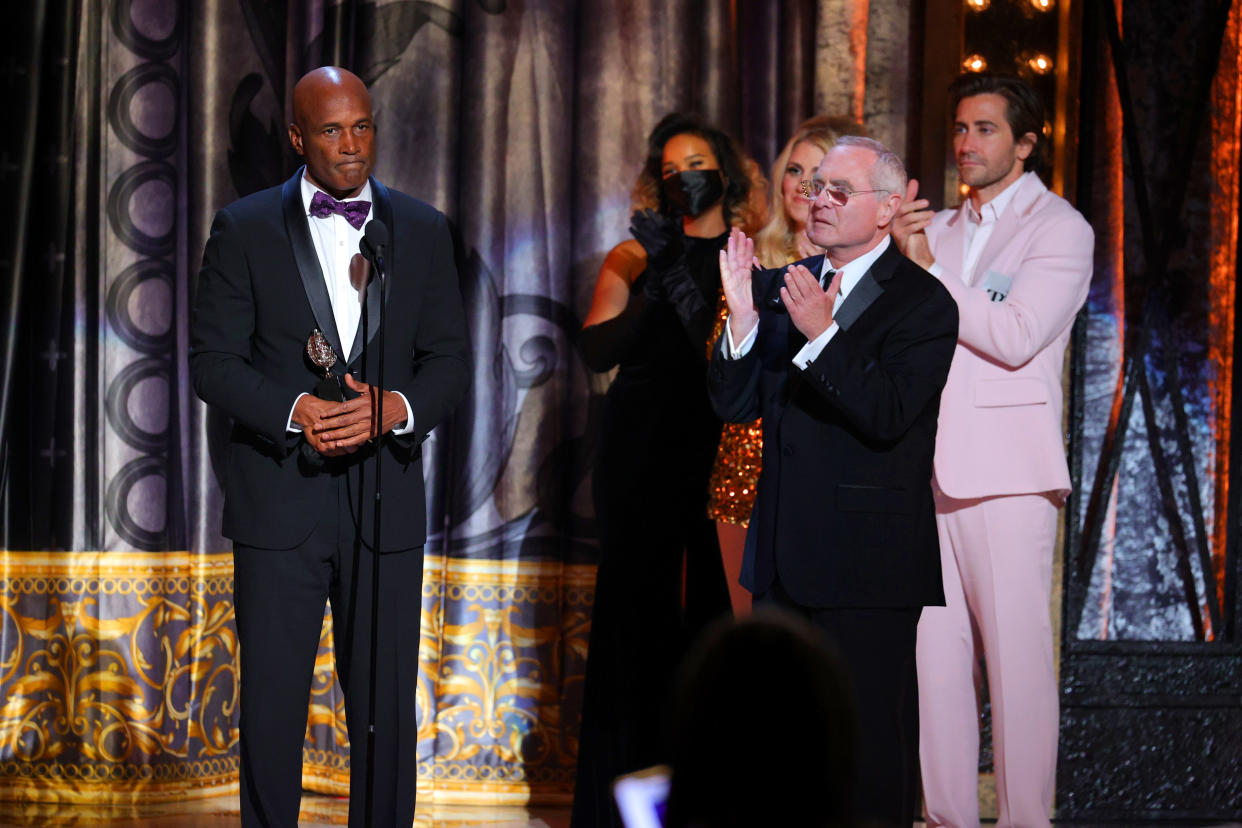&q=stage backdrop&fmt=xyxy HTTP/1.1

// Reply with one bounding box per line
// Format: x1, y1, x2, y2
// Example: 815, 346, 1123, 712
0, 0, 920, 806
1056, 0, 1242, 817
